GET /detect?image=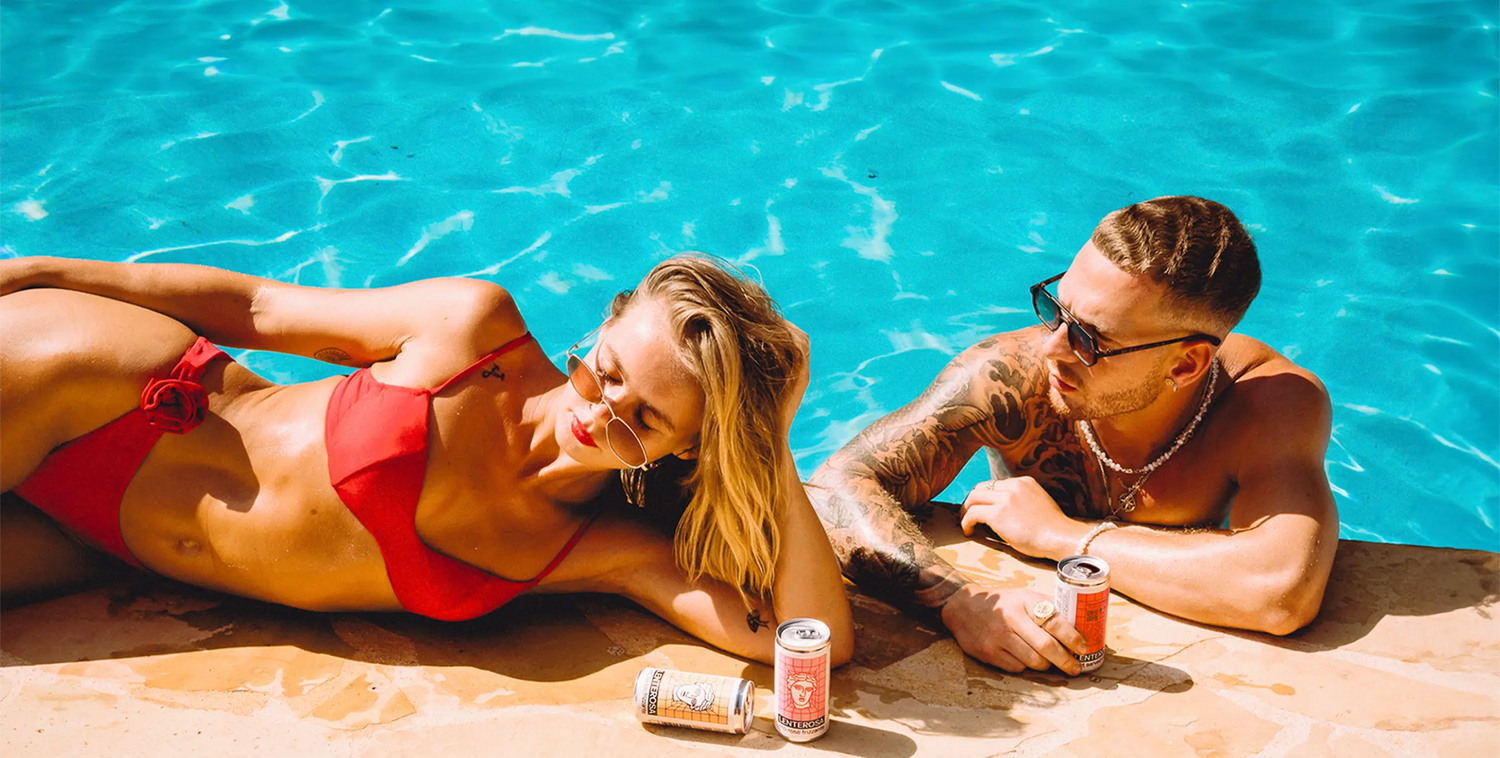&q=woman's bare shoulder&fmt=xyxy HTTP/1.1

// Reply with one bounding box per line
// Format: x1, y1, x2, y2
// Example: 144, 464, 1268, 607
407, 277, 529, 349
